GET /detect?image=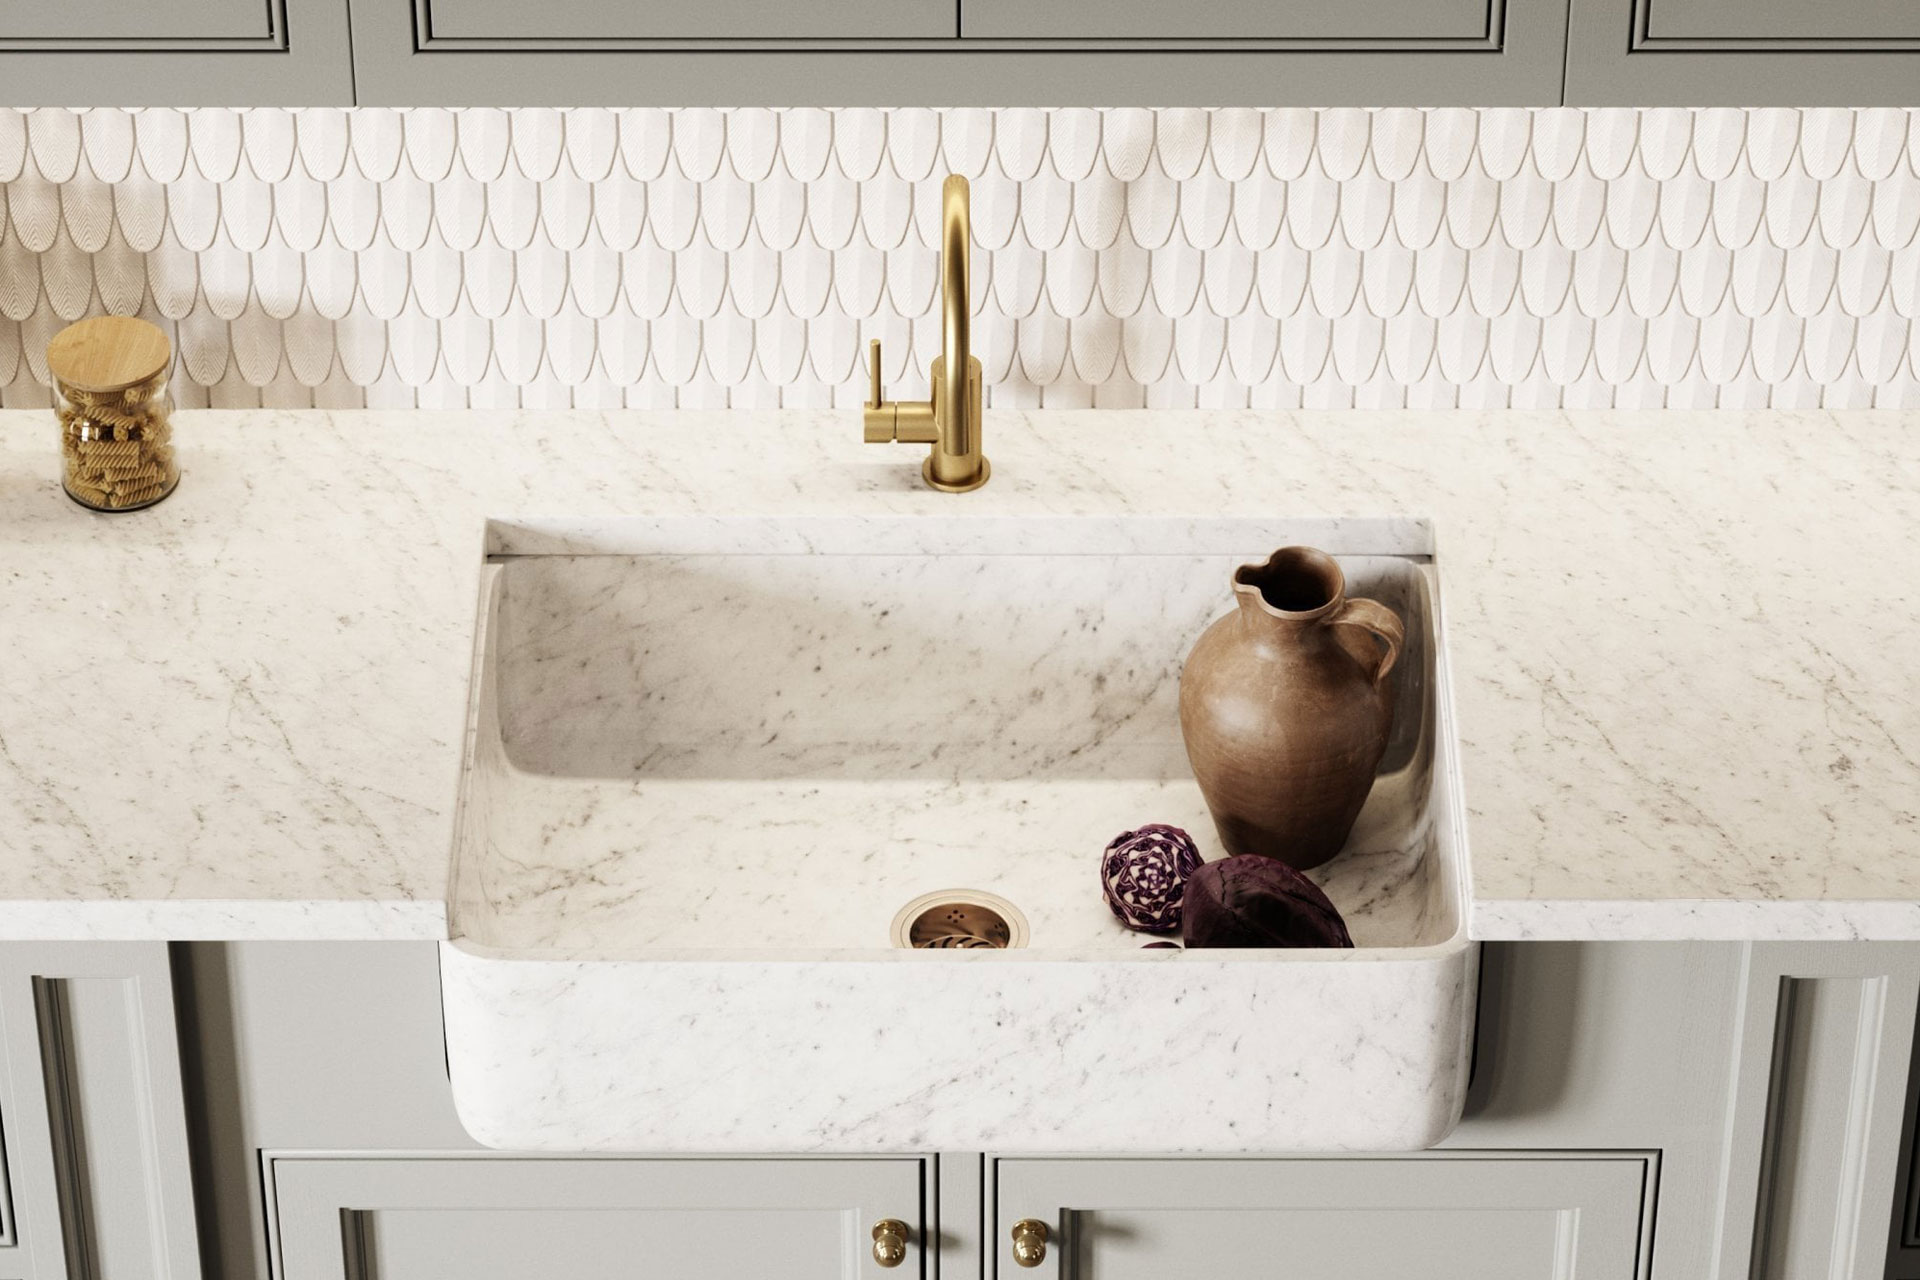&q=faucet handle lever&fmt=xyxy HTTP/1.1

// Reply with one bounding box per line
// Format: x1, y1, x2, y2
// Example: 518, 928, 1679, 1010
861, 336, 938, 446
